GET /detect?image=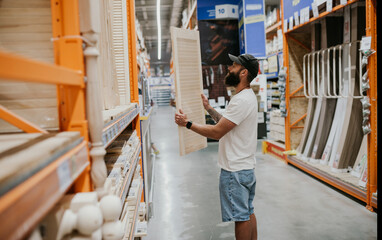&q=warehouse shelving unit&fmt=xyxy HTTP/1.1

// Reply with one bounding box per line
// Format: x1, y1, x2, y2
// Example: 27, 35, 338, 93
151, 84, 172, 106
0, 0, 147, 239
264, 2, 286, 142
264, 0, 377, 211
